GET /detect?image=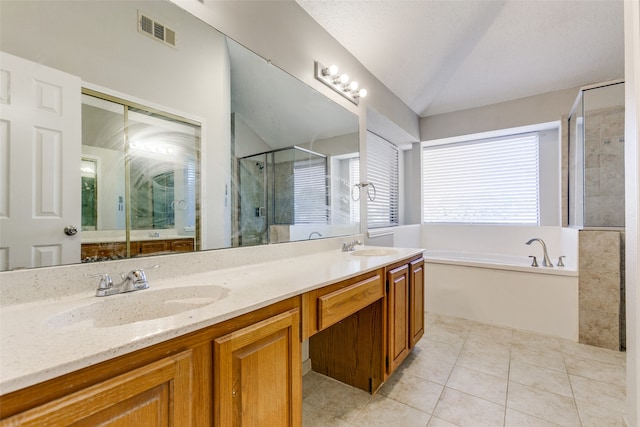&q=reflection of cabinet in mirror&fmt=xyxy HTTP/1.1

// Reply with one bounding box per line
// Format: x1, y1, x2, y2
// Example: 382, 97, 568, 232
80, 91, 200, 262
